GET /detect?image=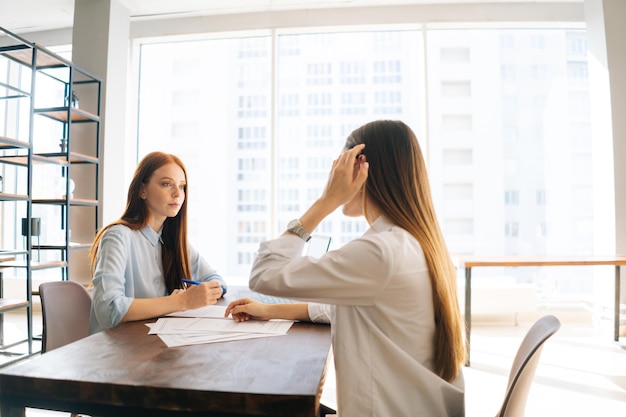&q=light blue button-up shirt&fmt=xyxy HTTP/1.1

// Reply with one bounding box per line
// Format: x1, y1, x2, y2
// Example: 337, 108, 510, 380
89, 224, 225, 334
